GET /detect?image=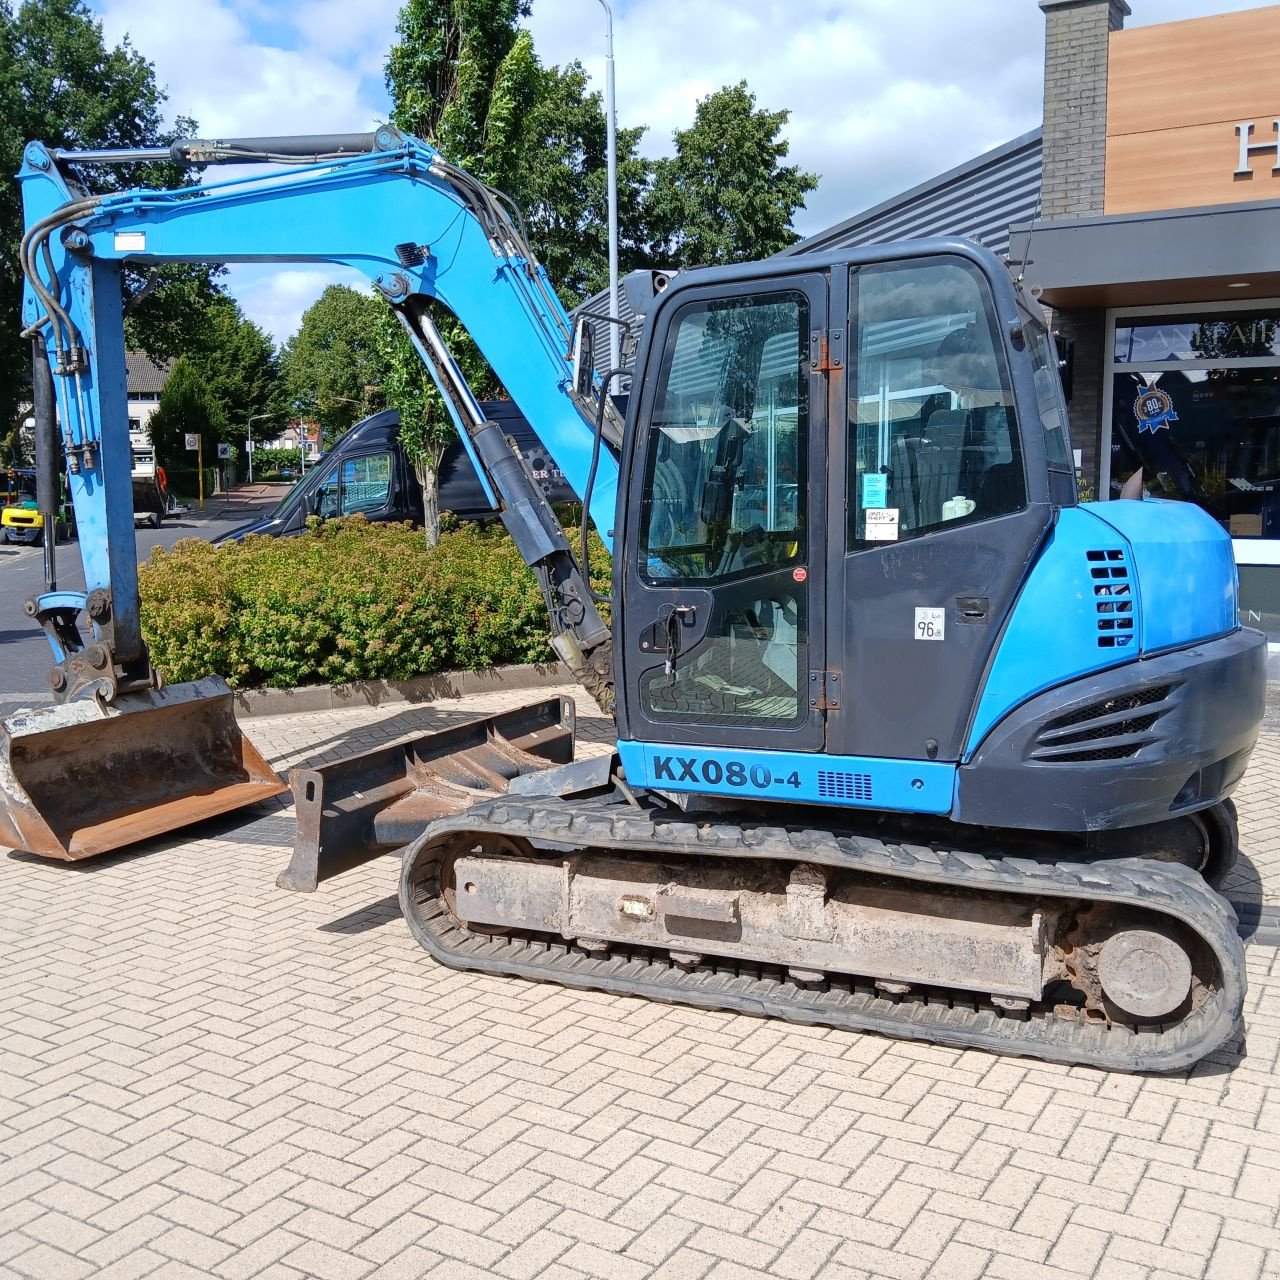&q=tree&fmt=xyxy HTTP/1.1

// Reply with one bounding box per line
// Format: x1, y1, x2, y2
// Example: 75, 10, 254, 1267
646, 82, 818, 267
387, 0, 533, 179
0, 0, 214, 428
384, 1, 532, 543
281, 286, 387, 443
123, 263, 228, 365
383, 2, 656, 541
517, 59, 652, 303
147, 355, 227, 466
189, 295, 282, 430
